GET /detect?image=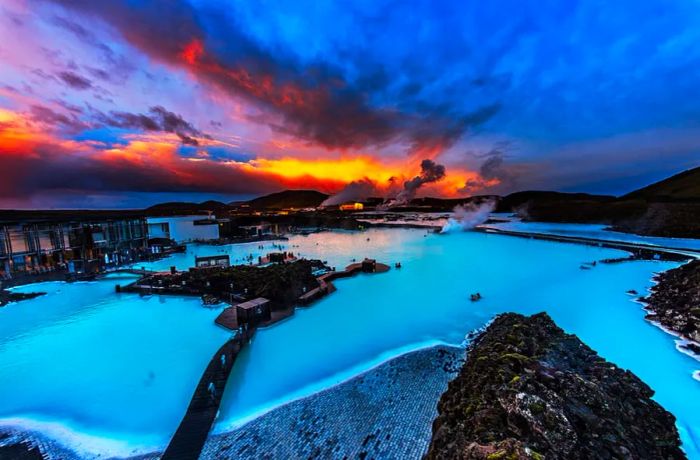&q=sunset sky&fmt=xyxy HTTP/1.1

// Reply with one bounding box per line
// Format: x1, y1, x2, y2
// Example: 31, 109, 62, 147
1, 0, 699, 208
